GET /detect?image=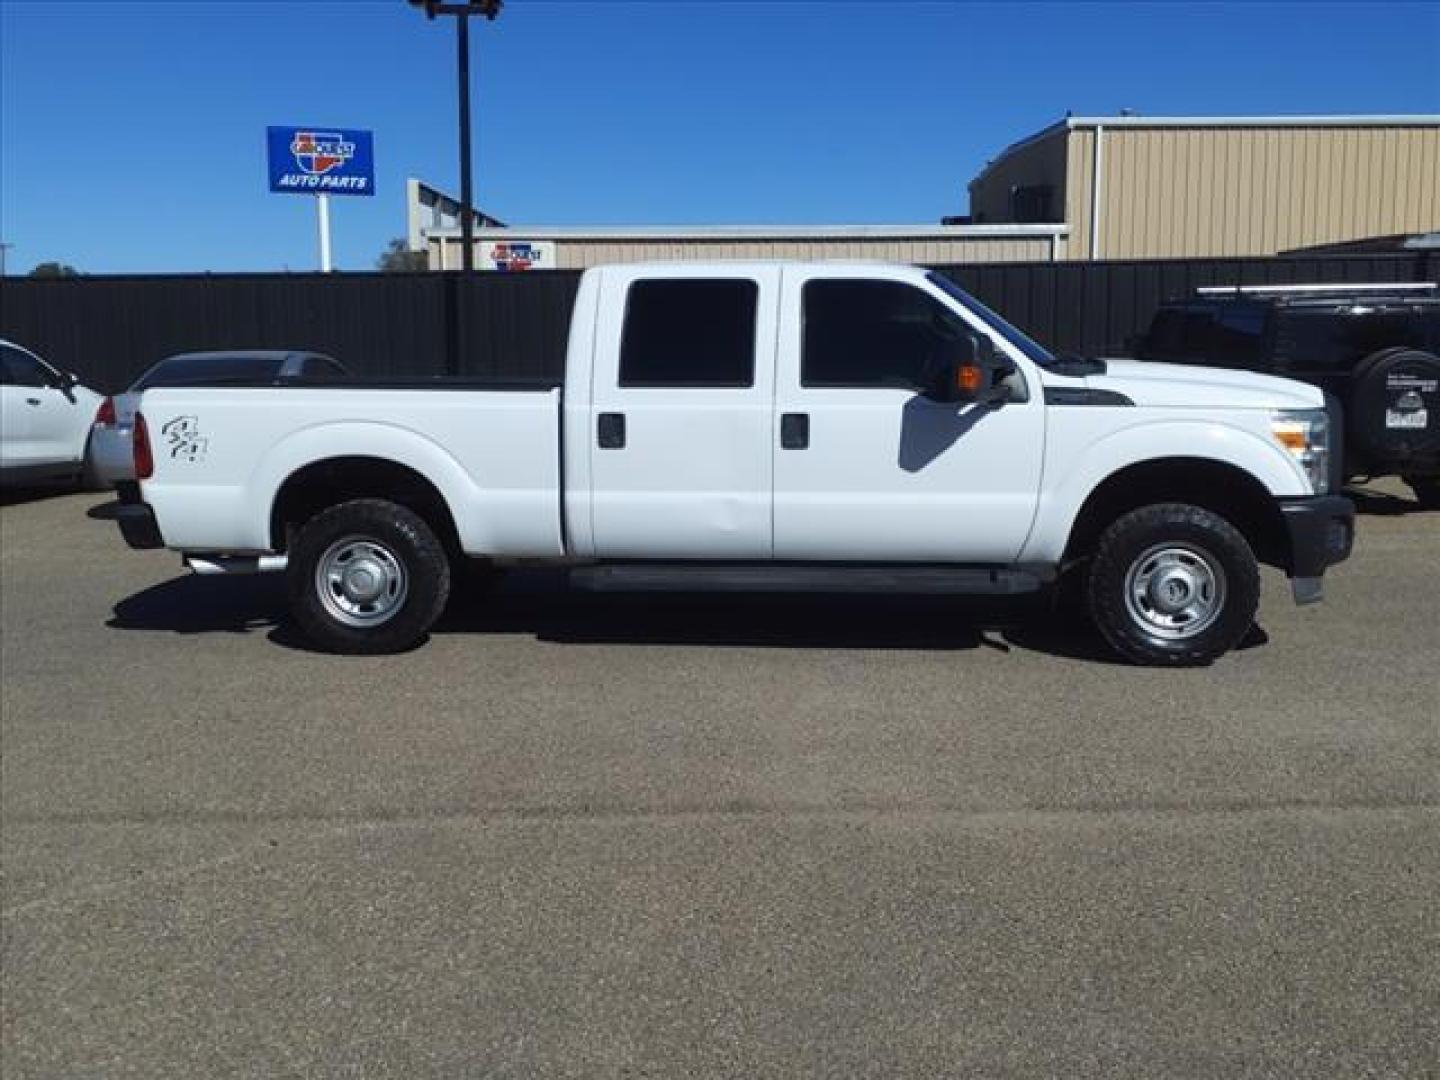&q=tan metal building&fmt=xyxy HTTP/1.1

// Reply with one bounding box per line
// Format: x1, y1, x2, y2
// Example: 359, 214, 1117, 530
408, 180, 1068, 269
969, 115, 1440, 260
421, 223, 1069, 270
